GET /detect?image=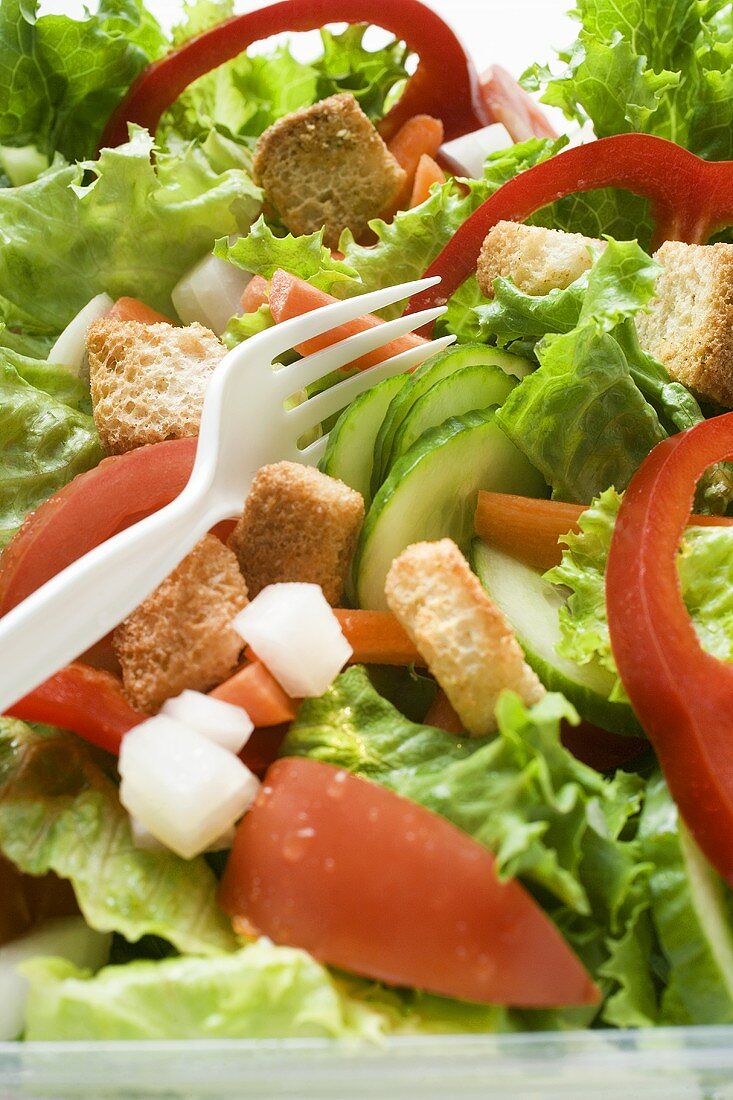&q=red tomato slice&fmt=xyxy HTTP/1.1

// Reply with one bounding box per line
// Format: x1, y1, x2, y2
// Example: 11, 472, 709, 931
0, 439, 196, 615
219, 757, 599, 1008
5, 663, 145, 754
